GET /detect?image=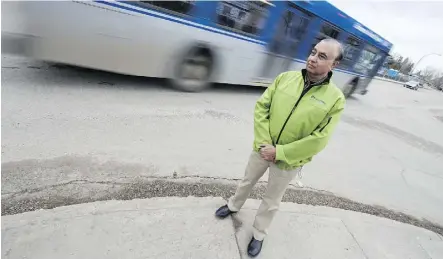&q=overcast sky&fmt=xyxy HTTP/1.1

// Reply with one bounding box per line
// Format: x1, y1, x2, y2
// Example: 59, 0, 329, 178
328, 0, 443, 73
